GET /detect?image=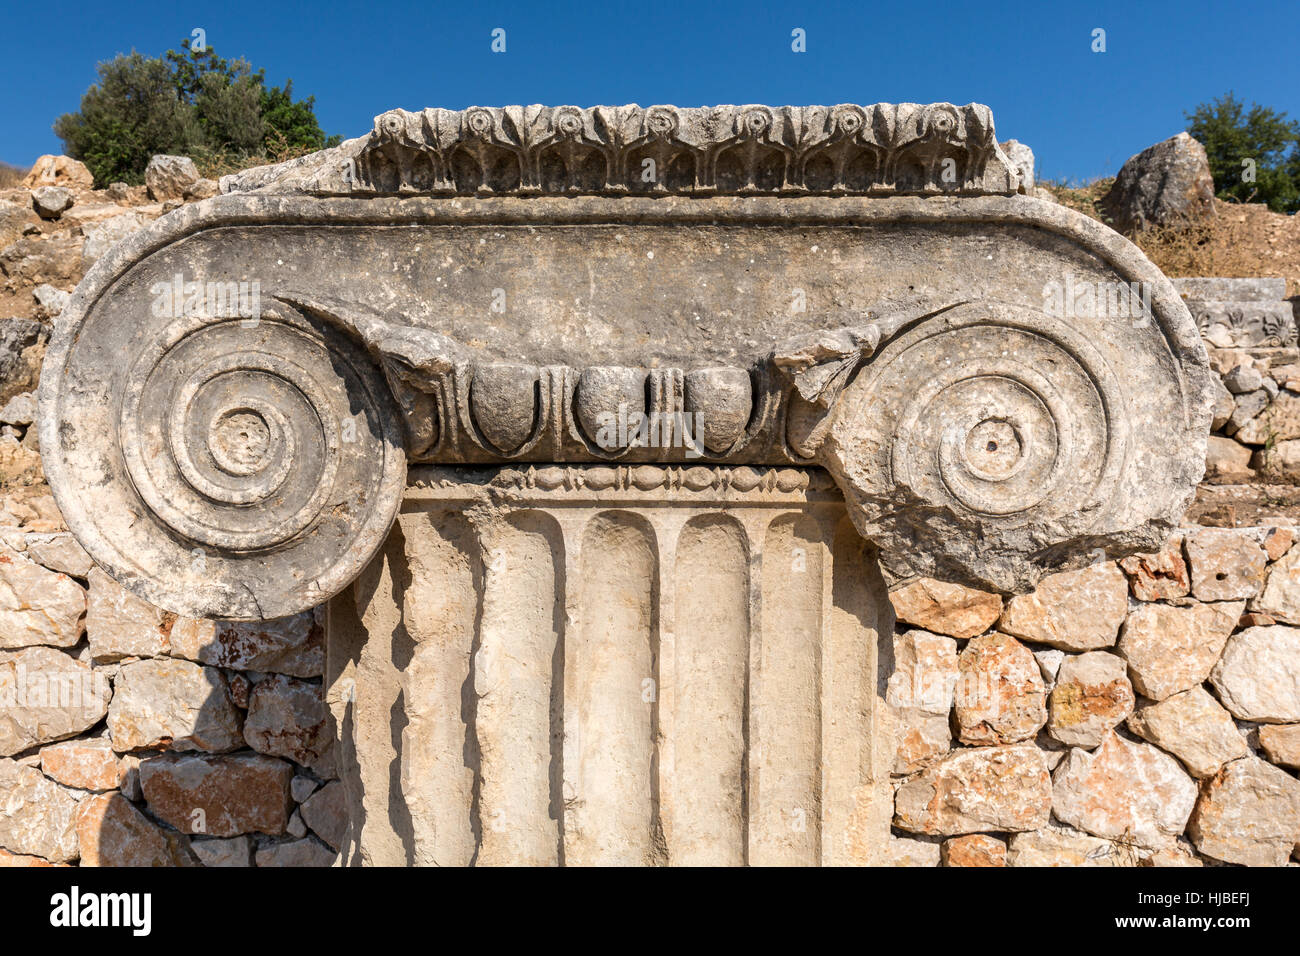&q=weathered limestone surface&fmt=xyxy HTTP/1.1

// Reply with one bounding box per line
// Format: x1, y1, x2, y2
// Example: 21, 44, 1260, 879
1046, 650, 1134, 748
1052, 732, 1198, 848
76, 792, 193, 867
1126, 687, 1248, 778
0, 759, 81, 862
885, 629, 957, 773
28, 104, 1225, 868
107, 658, 243, 753
1188, 756, 1300, 866
38, 104, 1212, 621
1209, 625, 1300, 722
330, 465, 891, 866
0, 646, 110, 756
998, 564, 1129, 651
0, 544, 86, 649
1117, 600, 1242, 700
955, 633, 1047, 745
893, 744, 1052, 835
